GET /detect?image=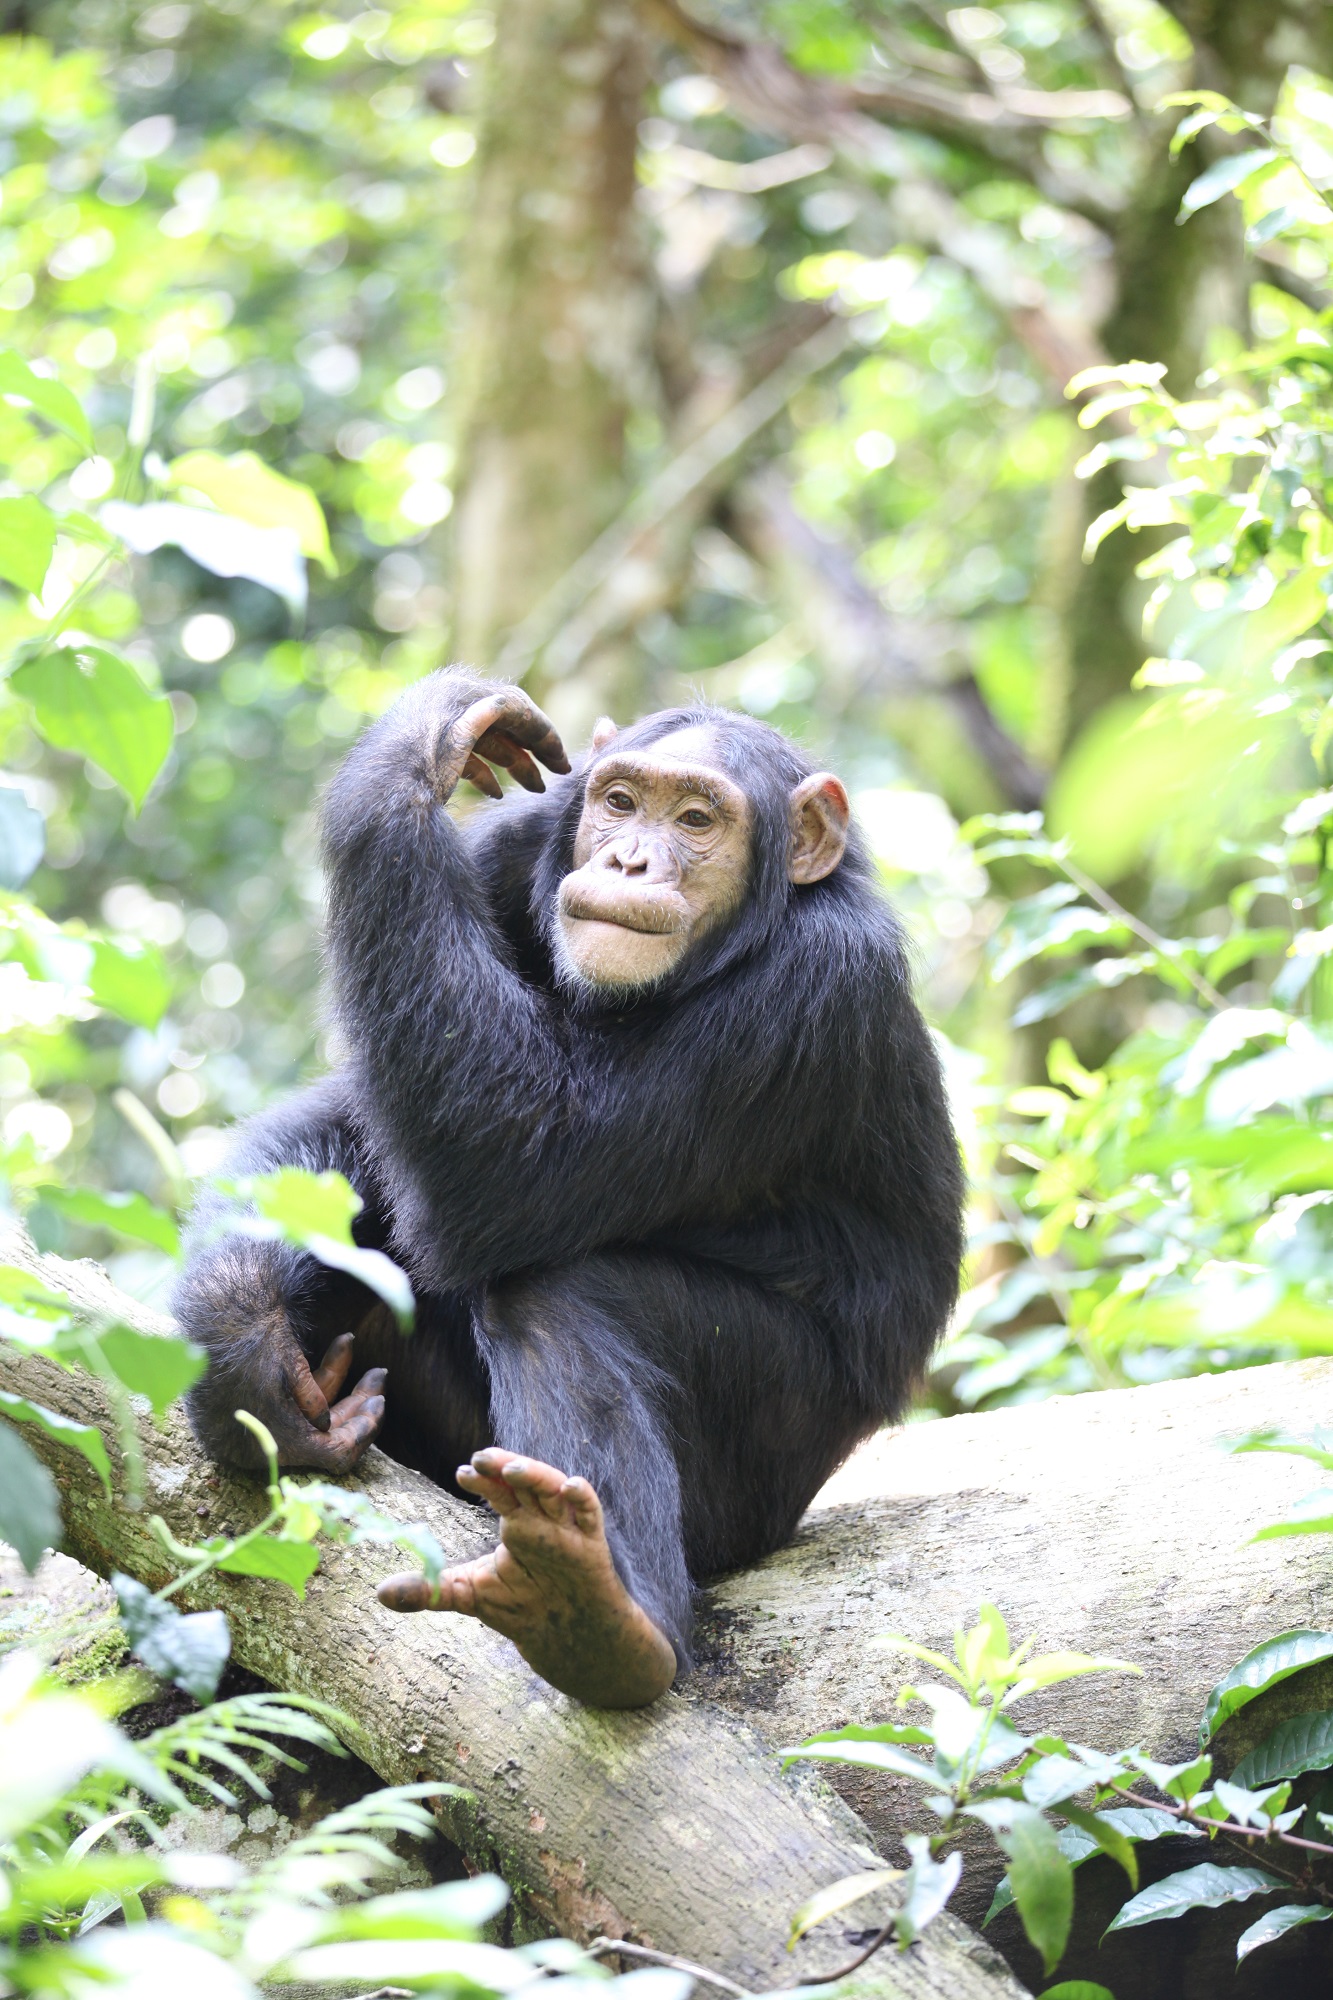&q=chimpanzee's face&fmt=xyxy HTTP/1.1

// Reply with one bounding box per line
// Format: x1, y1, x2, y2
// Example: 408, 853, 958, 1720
555, 726, 752, 994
